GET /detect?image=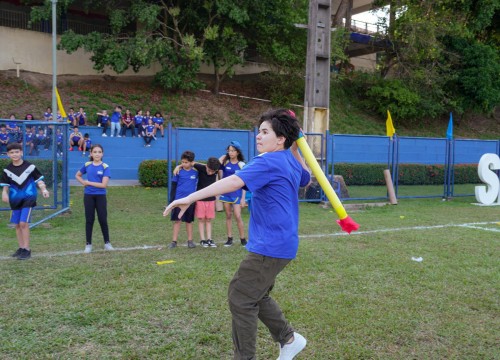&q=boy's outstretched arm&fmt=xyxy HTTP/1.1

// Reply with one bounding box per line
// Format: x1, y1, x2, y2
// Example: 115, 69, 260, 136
164, 175, 244, 218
